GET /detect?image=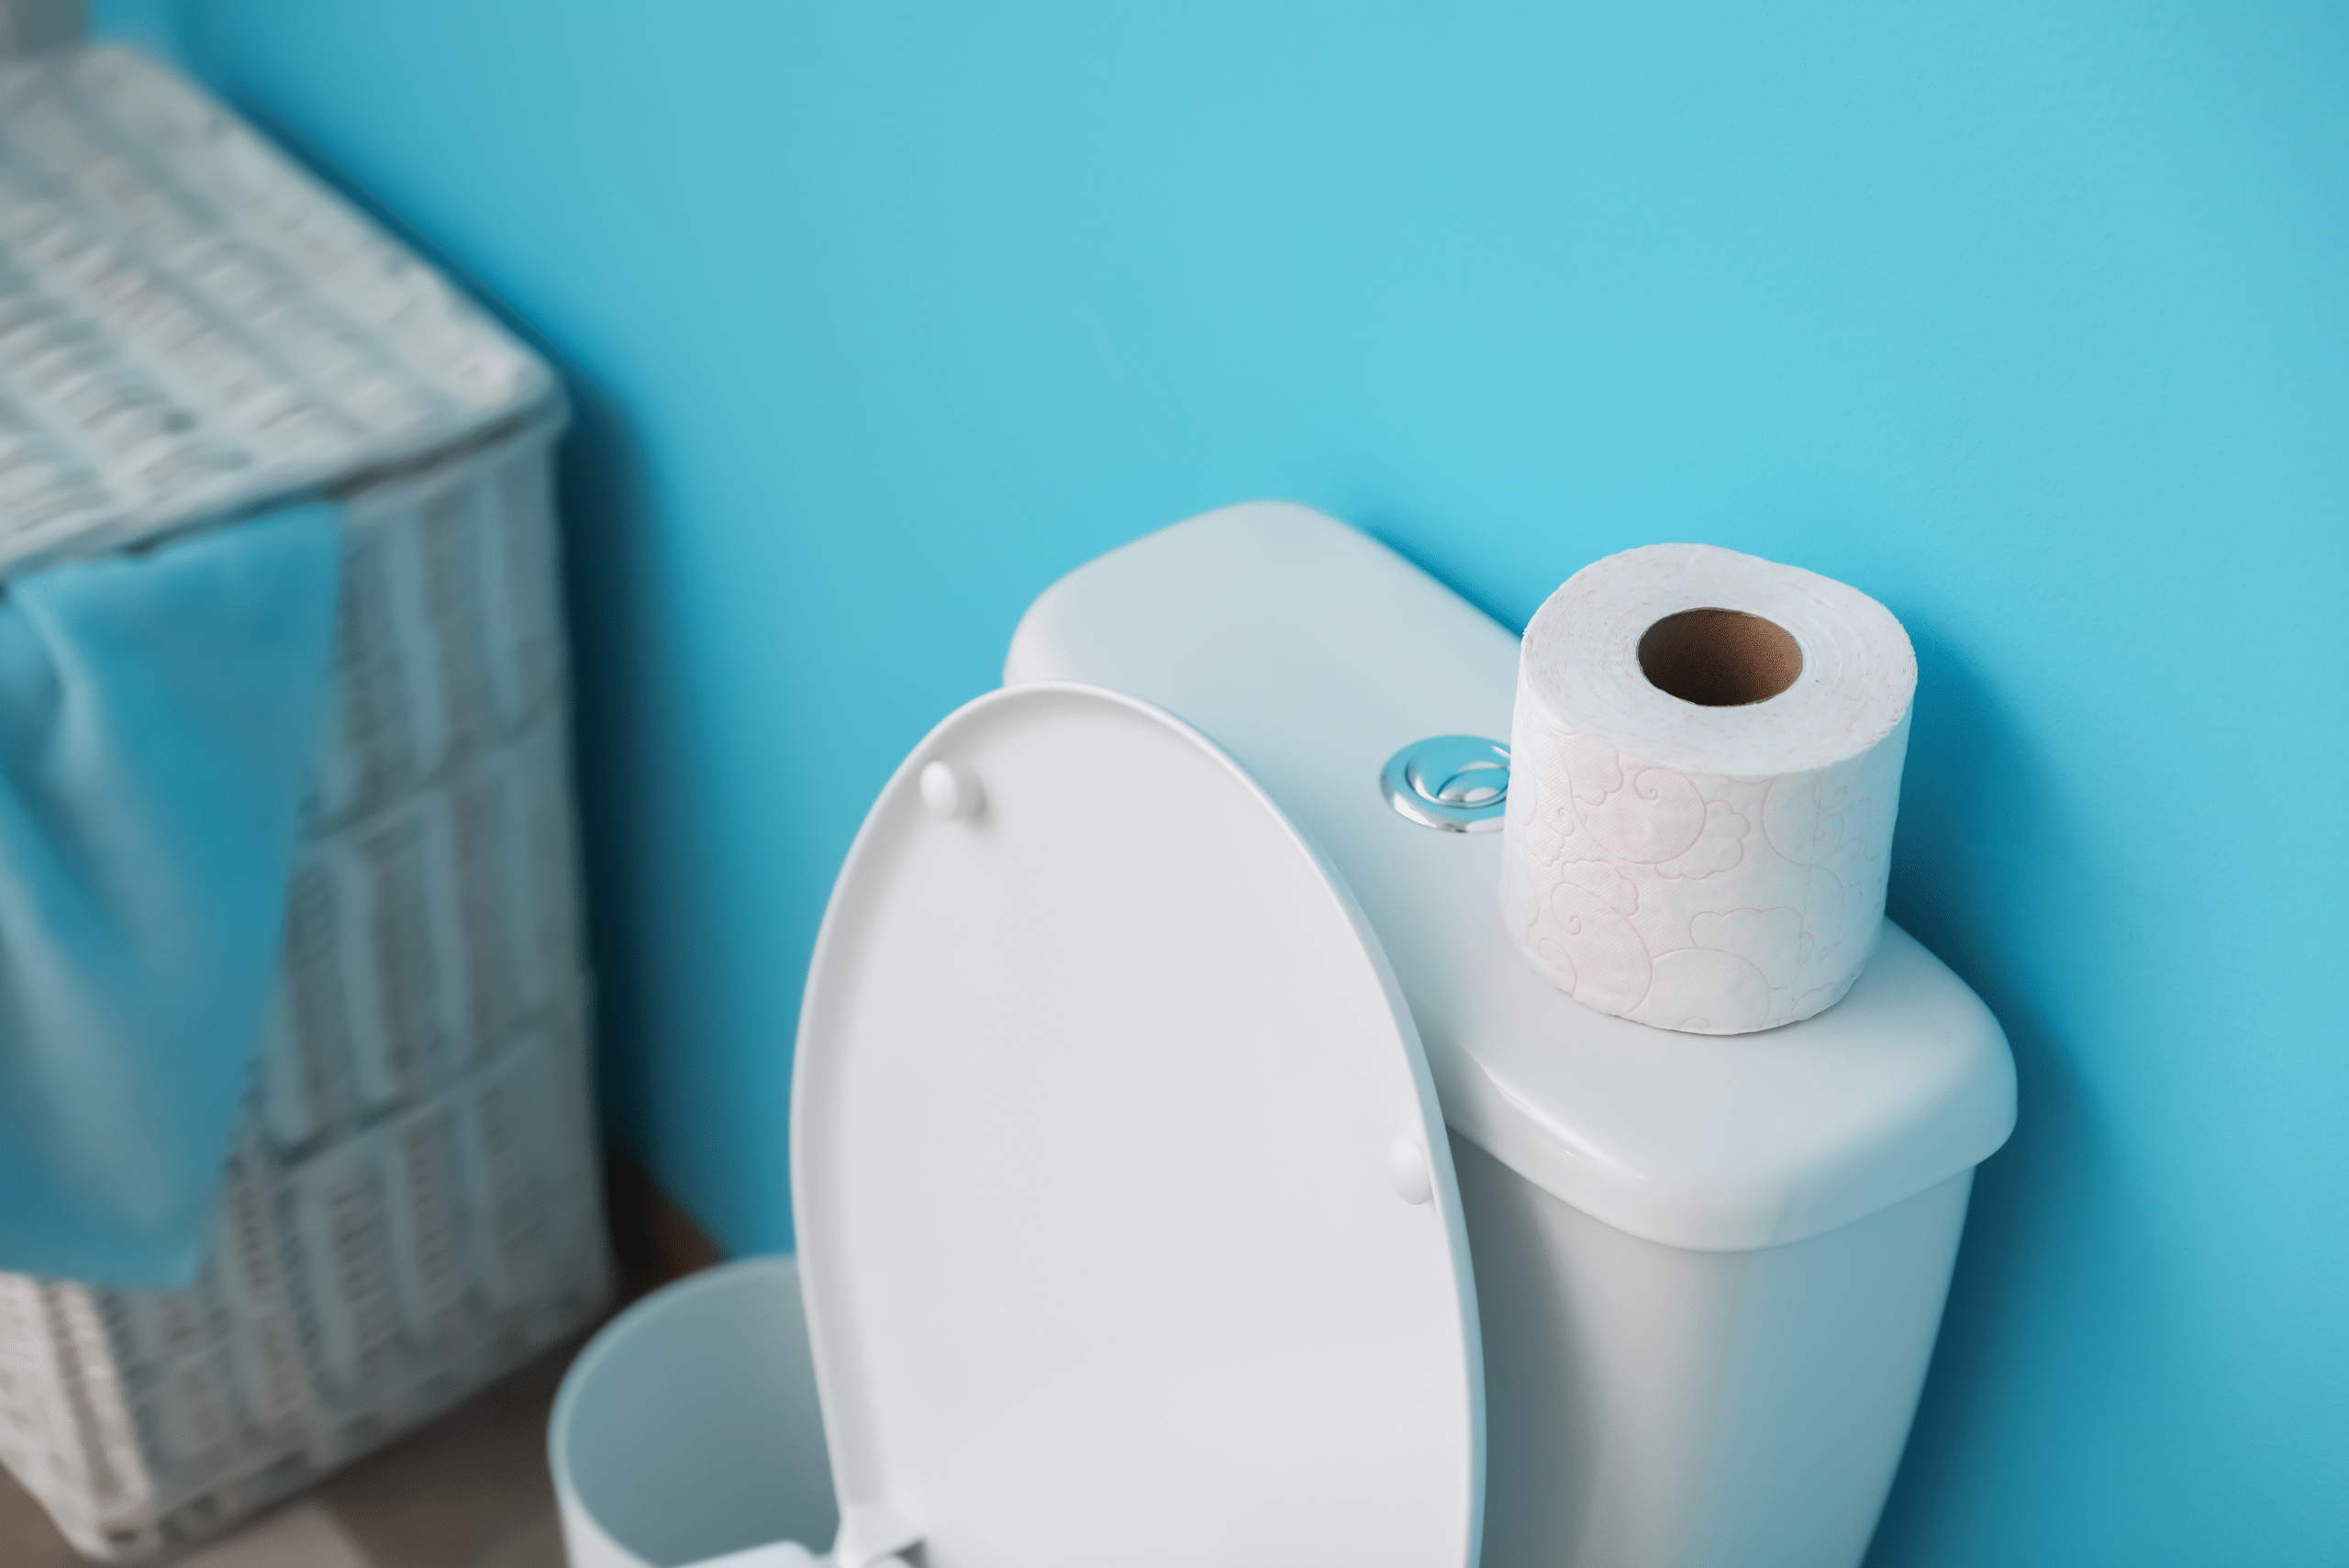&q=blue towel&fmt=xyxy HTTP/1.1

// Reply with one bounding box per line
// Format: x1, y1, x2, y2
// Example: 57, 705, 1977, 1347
0, 505, 341, 1287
